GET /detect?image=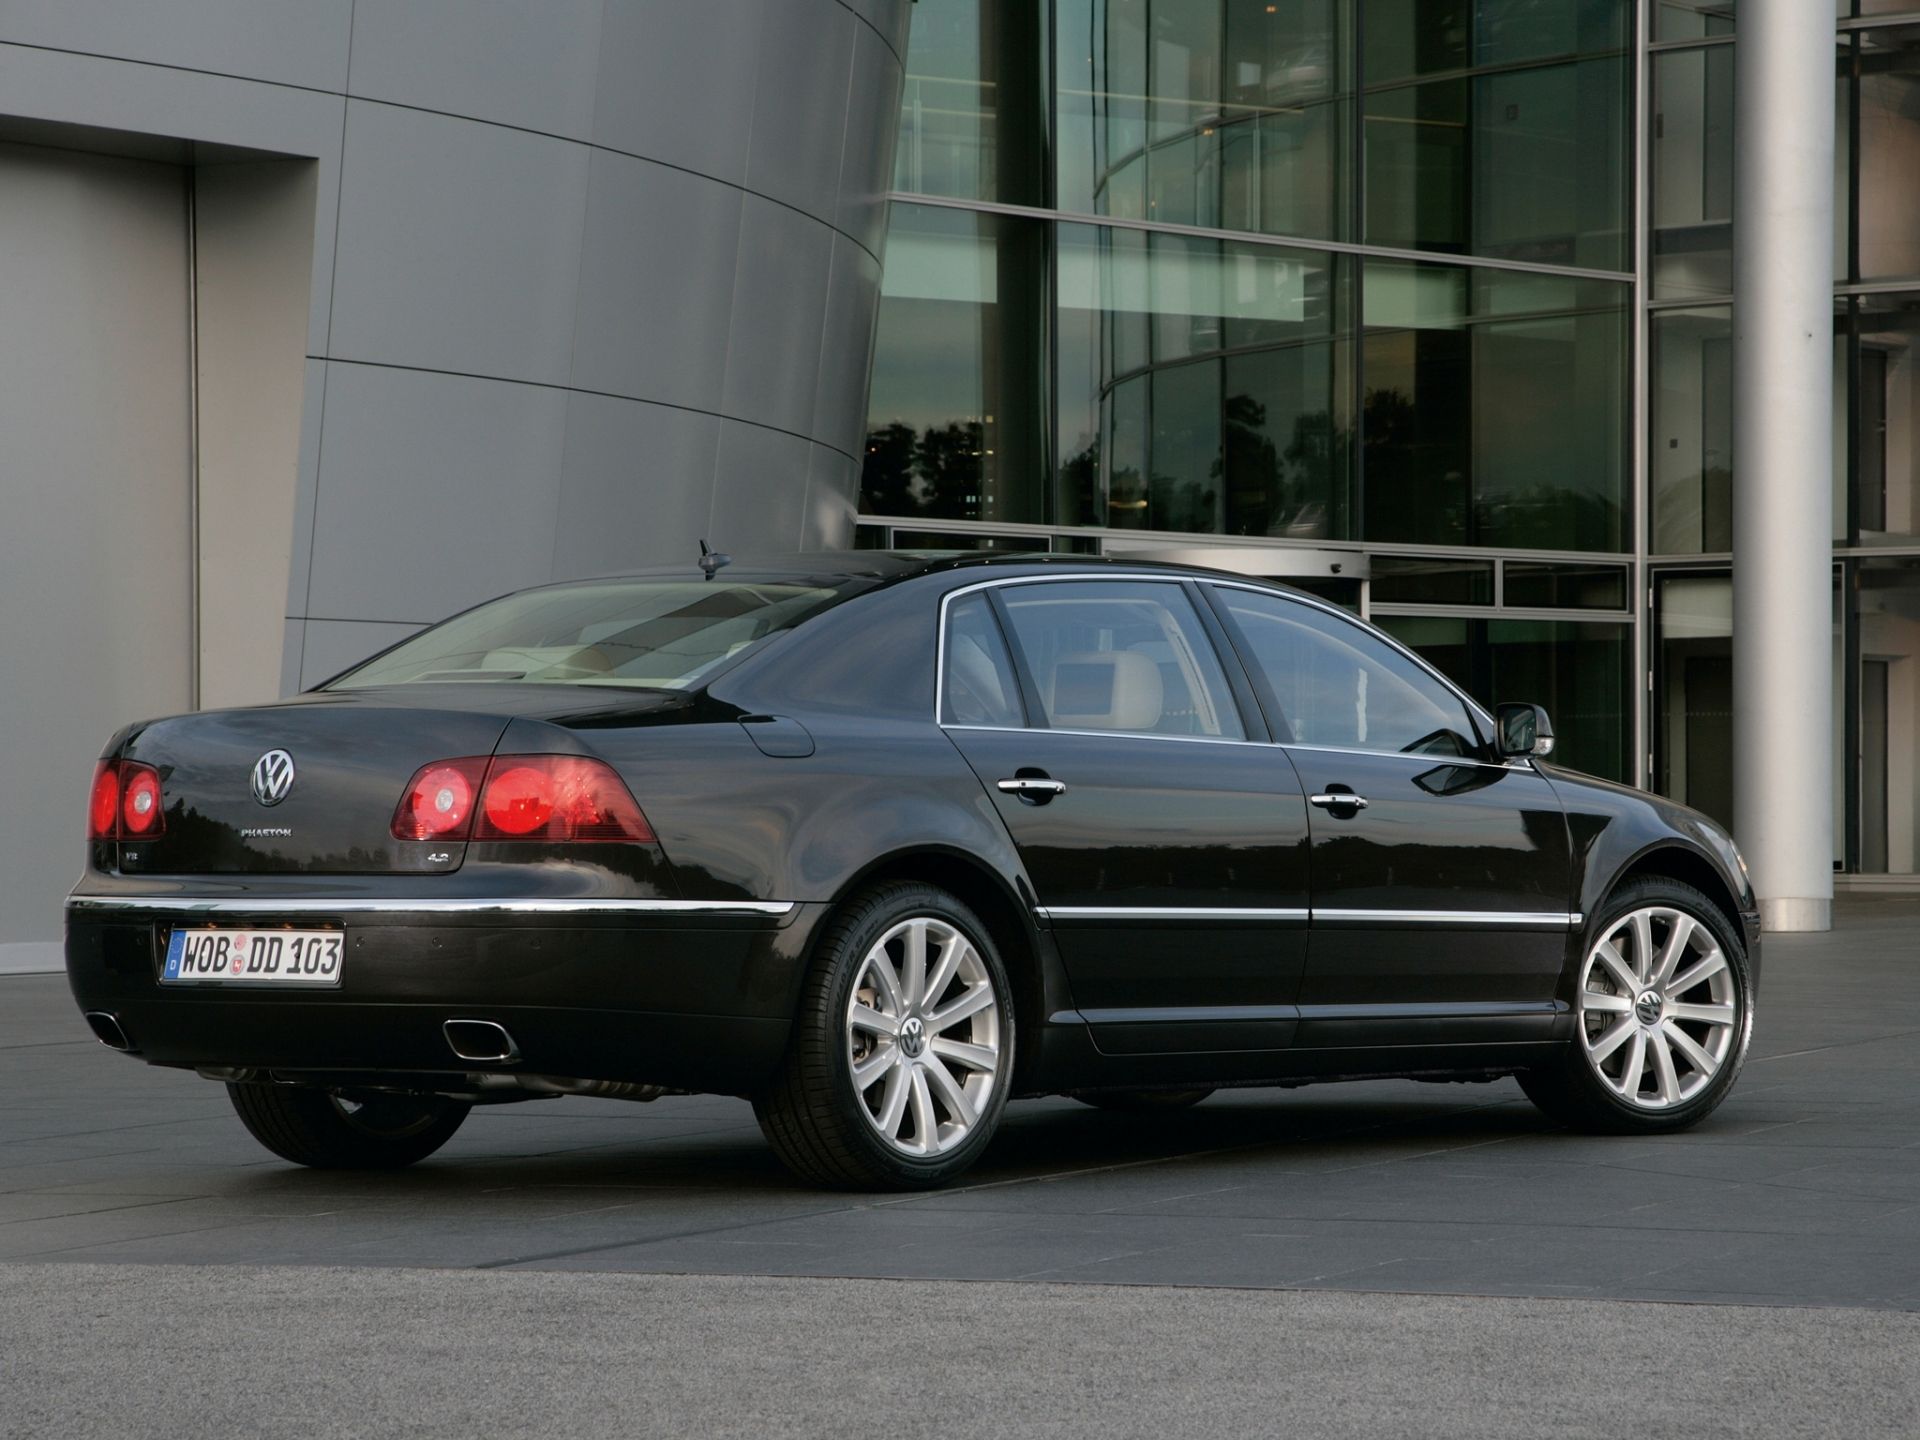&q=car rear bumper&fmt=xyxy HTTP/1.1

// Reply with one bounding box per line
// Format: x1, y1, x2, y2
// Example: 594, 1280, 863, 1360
65, 894, 826, 1093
